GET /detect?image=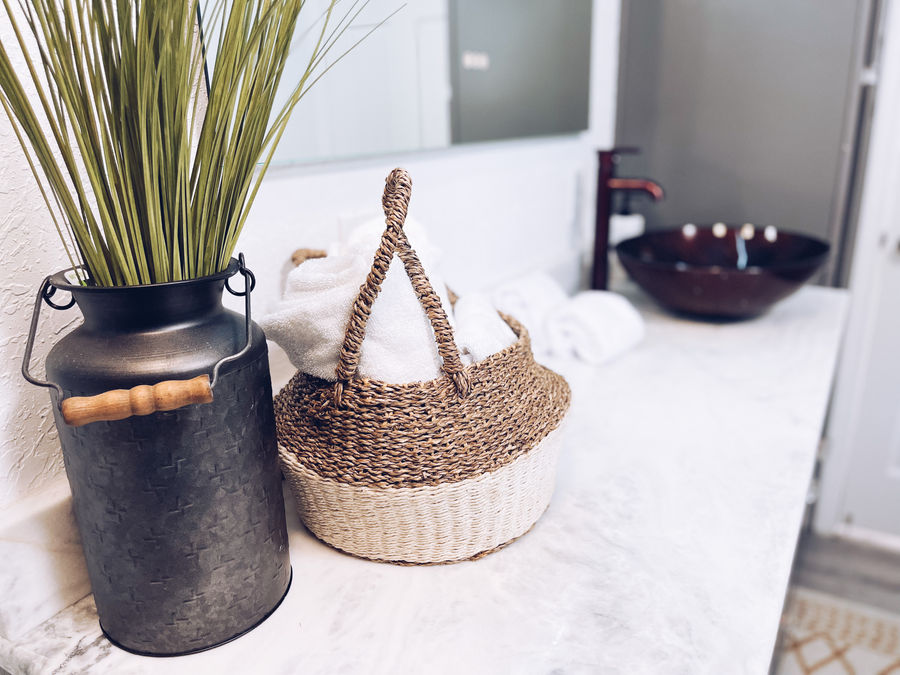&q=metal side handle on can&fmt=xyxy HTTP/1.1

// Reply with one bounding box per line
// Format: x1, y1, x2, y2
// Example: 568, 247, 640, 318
22, 254, 256, 427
